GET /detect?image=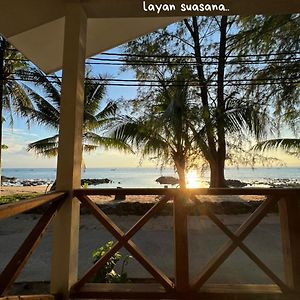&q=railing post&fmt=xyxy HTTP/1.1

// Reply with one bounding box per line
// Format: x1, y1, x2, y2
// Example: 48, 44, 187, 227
173, 193, 189, 292
279, 196, 300, 292
50, 2, 87, 299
